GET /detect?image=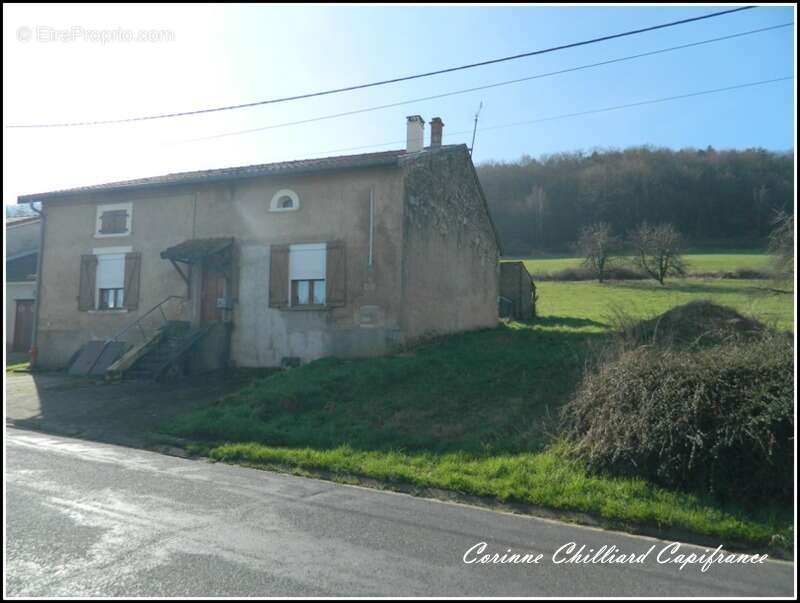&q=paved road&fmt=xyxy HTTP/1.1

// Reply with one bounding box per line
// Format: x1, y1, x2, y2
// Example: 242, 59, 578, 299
6, 429, 795, 597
